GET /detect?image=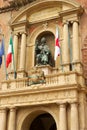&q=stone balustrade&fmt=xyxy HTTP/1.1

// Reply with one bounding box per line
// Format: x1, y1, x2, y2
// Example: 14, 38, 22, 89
1, 71, 84, 90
